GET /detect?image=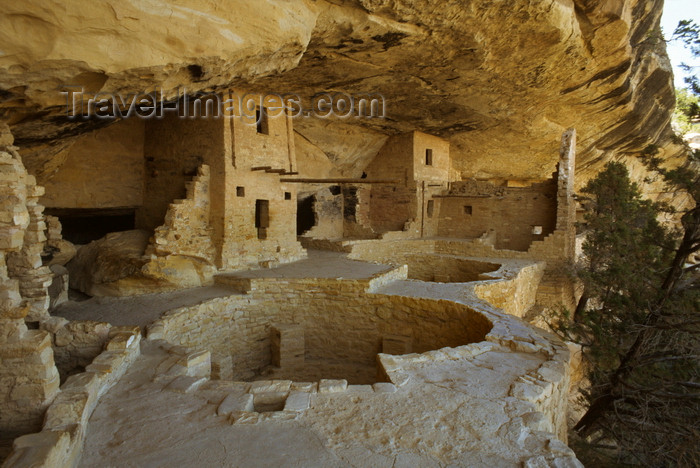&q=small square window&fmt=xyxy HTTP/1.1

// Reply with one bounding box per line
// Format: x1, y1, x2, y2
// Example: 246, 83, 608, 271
236, 186, 245, 197
284, 192, 292, 200
425, 149, 433, 166
463, 205, 472, 215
